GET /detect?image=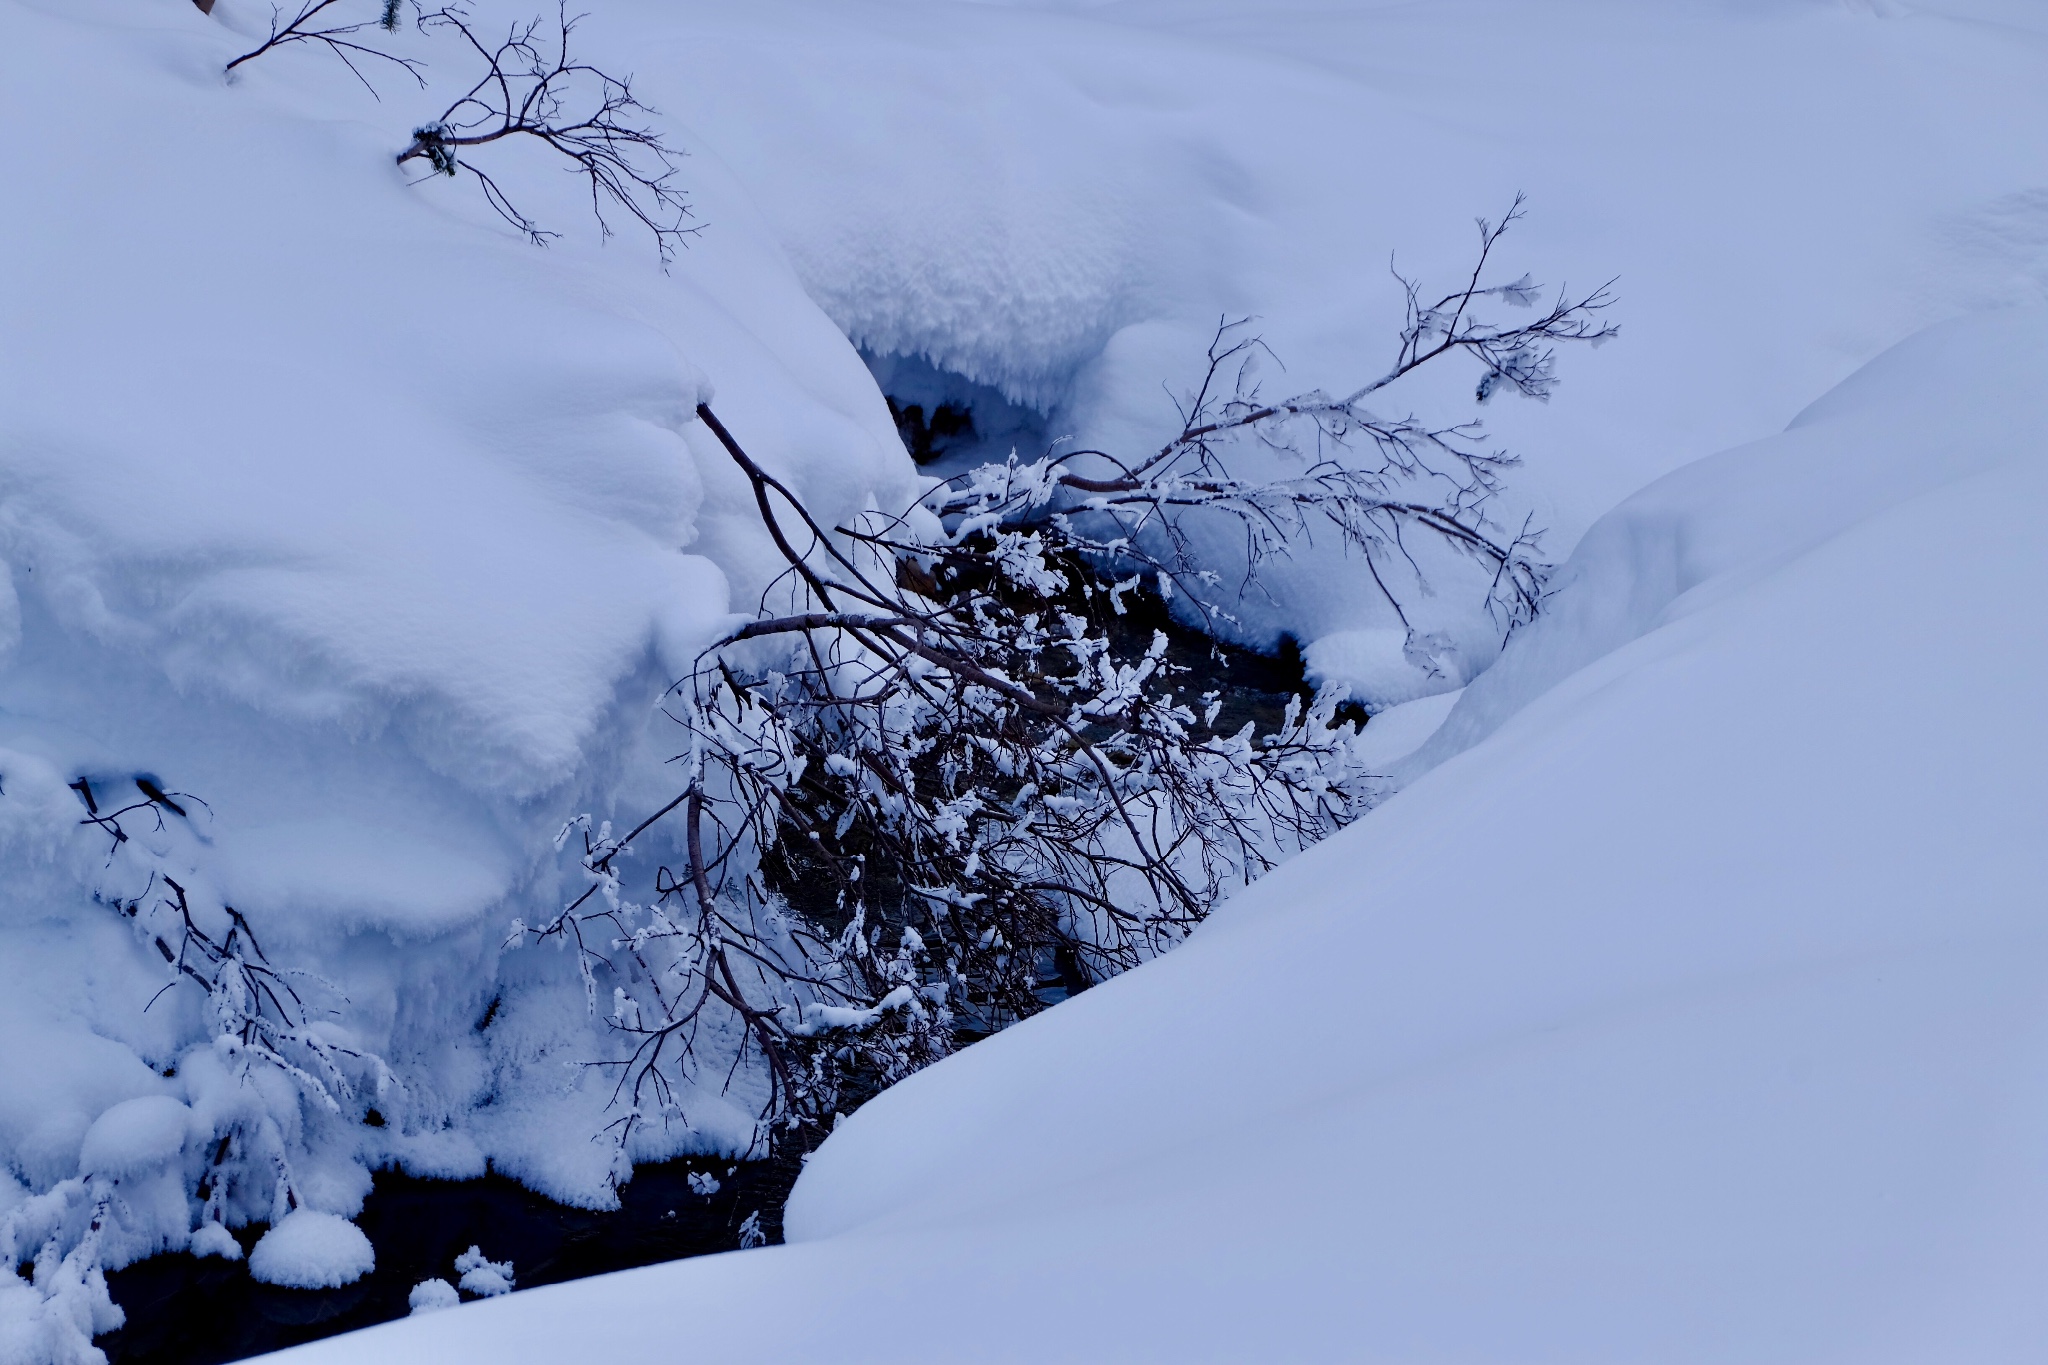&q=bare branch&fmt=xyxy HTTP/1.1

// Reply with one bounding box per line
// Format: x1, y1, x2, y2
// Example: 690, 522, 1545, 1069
225, 0, 426, 96
396, 4, 696, 264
